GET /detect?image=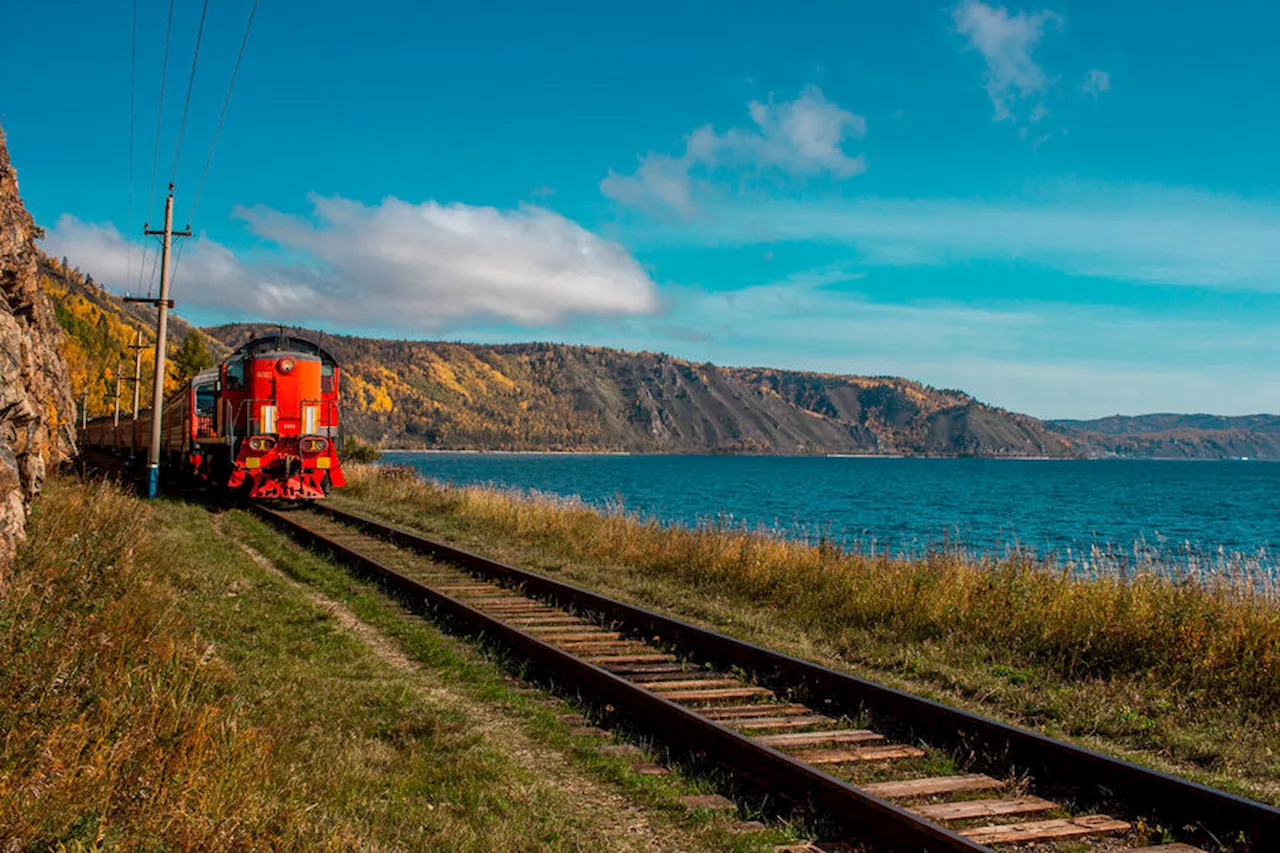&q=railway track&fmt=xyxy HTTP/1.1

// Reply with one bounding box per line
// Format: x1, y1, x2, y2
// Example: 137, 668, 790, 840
256, 502, 1279, 853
